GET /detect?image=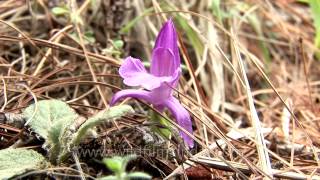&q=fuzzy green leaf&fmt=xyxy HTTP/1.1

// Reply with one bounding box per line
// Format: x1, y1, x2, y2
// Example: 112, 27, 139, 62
119, 154, 137, 172
23, 100, 78, 164
103, 154, 137, 174
23, 100, 77, 140
103, 157, 123, 173
0, 148, 47, 179
71, 105, 134, 146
